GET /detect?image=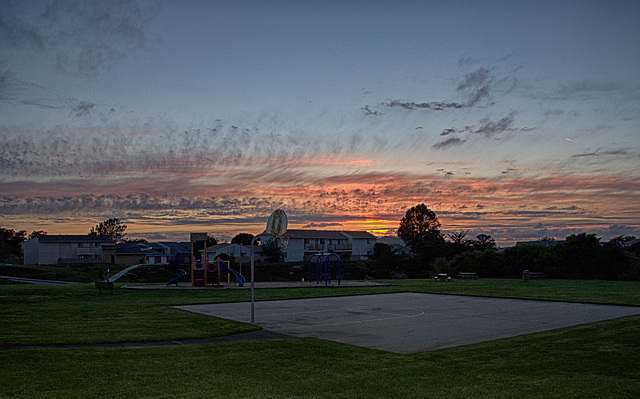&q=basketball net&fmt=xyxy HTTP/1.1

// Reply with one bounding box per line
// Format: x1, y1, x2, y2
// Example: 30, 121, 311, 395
278, 233, 291, 250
